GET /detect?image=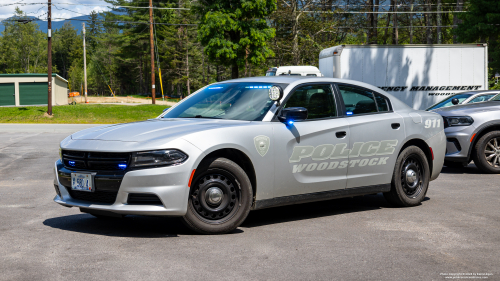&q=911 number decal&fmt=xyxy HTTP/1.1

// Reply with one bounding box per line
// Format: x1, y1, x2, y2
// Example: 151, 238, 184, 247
425, 119, 441, 128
